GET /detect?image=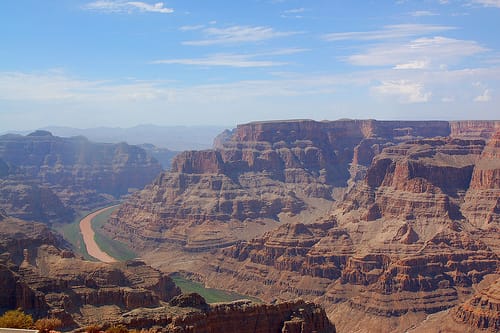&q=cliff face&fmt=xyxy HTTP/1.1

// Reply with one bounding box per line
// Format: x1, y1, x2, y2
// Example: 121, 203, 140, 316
108, 120, 474, 252
0, 214, 181, 328
103, 119, 499, 333
0, 213, 335, 332
0, 131, 162, 223
198, 126, 499, 333
462, 130, 500, 228
122, 294, 335, 333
